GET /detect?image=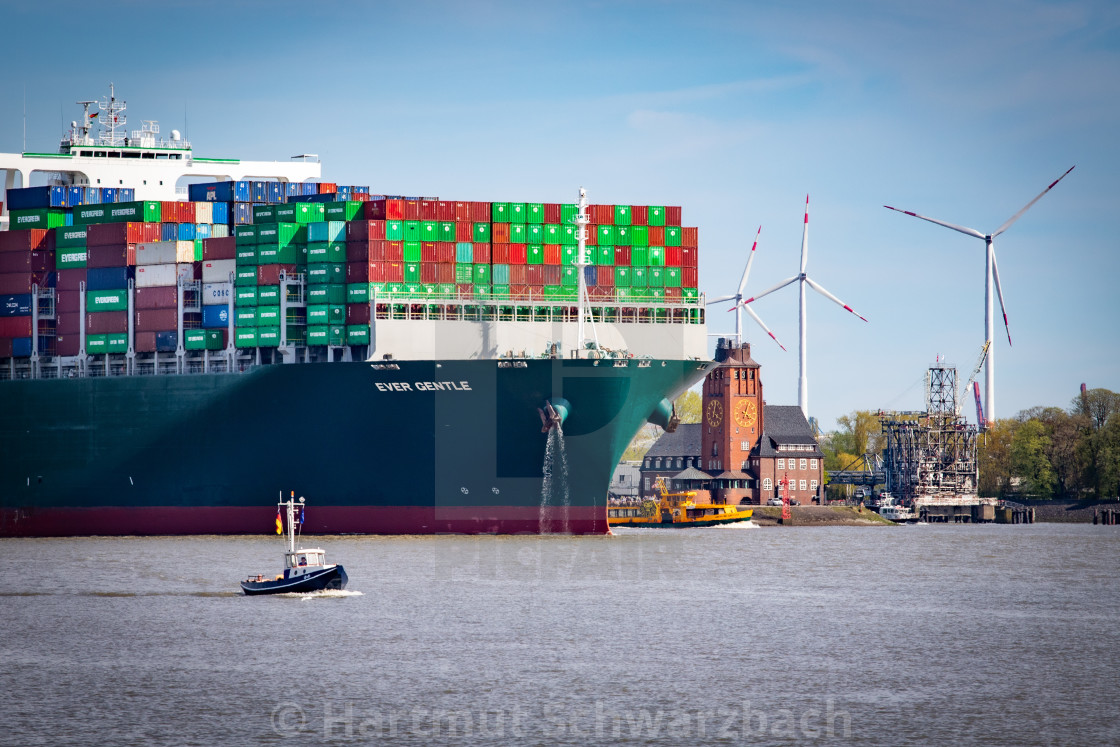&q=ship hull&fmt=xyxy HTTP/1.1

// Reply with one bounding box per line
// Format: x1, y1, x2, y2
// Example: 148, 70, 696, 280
0, 358, 713, 536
